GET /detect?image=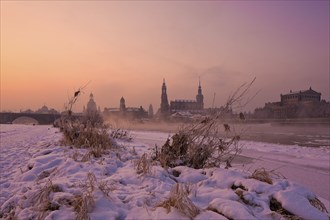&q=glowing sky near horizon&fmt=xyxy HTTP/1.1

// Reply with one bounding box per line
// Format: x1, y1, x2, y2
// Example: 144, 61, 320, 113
1, 1, 329, 113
